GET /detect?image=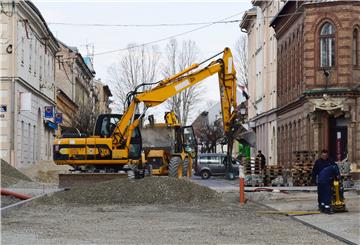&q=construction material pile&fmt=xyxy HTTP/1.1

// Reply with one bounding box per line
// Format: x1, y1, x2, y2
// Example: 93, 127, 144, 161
19, 160, 69, 184
244, 157, 263, 186
291, 151, 317, 186
1, 159, 33, 188
37, 177, 219, 205
264, 166, 283, 186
